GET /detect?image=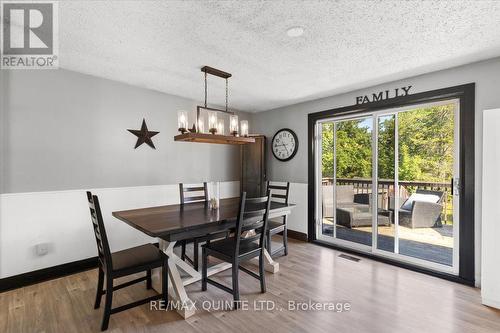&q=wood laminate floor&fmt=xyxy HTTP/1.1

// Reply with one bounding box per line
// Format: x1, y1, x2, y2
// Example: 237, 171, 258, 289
1, 238, 499, 333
